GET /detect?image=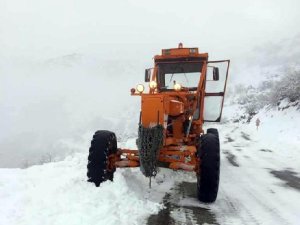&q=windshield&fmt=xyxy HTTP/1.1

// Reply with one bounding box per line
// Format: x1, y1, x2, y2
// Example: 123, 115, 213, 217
158, 62, 202, 90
